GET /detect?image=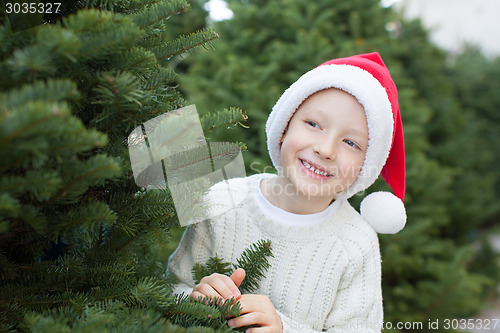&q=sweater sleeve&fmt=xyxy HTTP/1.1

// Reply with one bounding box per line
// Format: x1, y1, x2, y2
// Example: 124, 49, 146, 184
166, 219, 216, 296
165, 177, 246, 296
